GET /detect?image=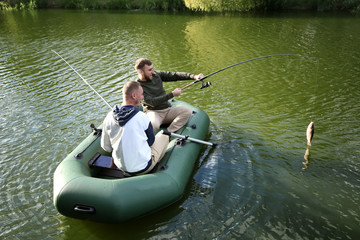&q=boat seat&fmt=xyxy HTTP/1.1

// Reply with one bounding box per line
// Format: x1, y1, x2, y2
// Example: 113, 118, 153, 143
89, 153, 125, 178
